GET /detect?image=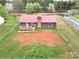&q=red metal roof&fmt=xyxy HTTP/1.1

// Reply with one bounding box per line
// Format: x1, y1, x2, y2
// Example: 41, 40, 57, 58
19, 14, 56, 23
